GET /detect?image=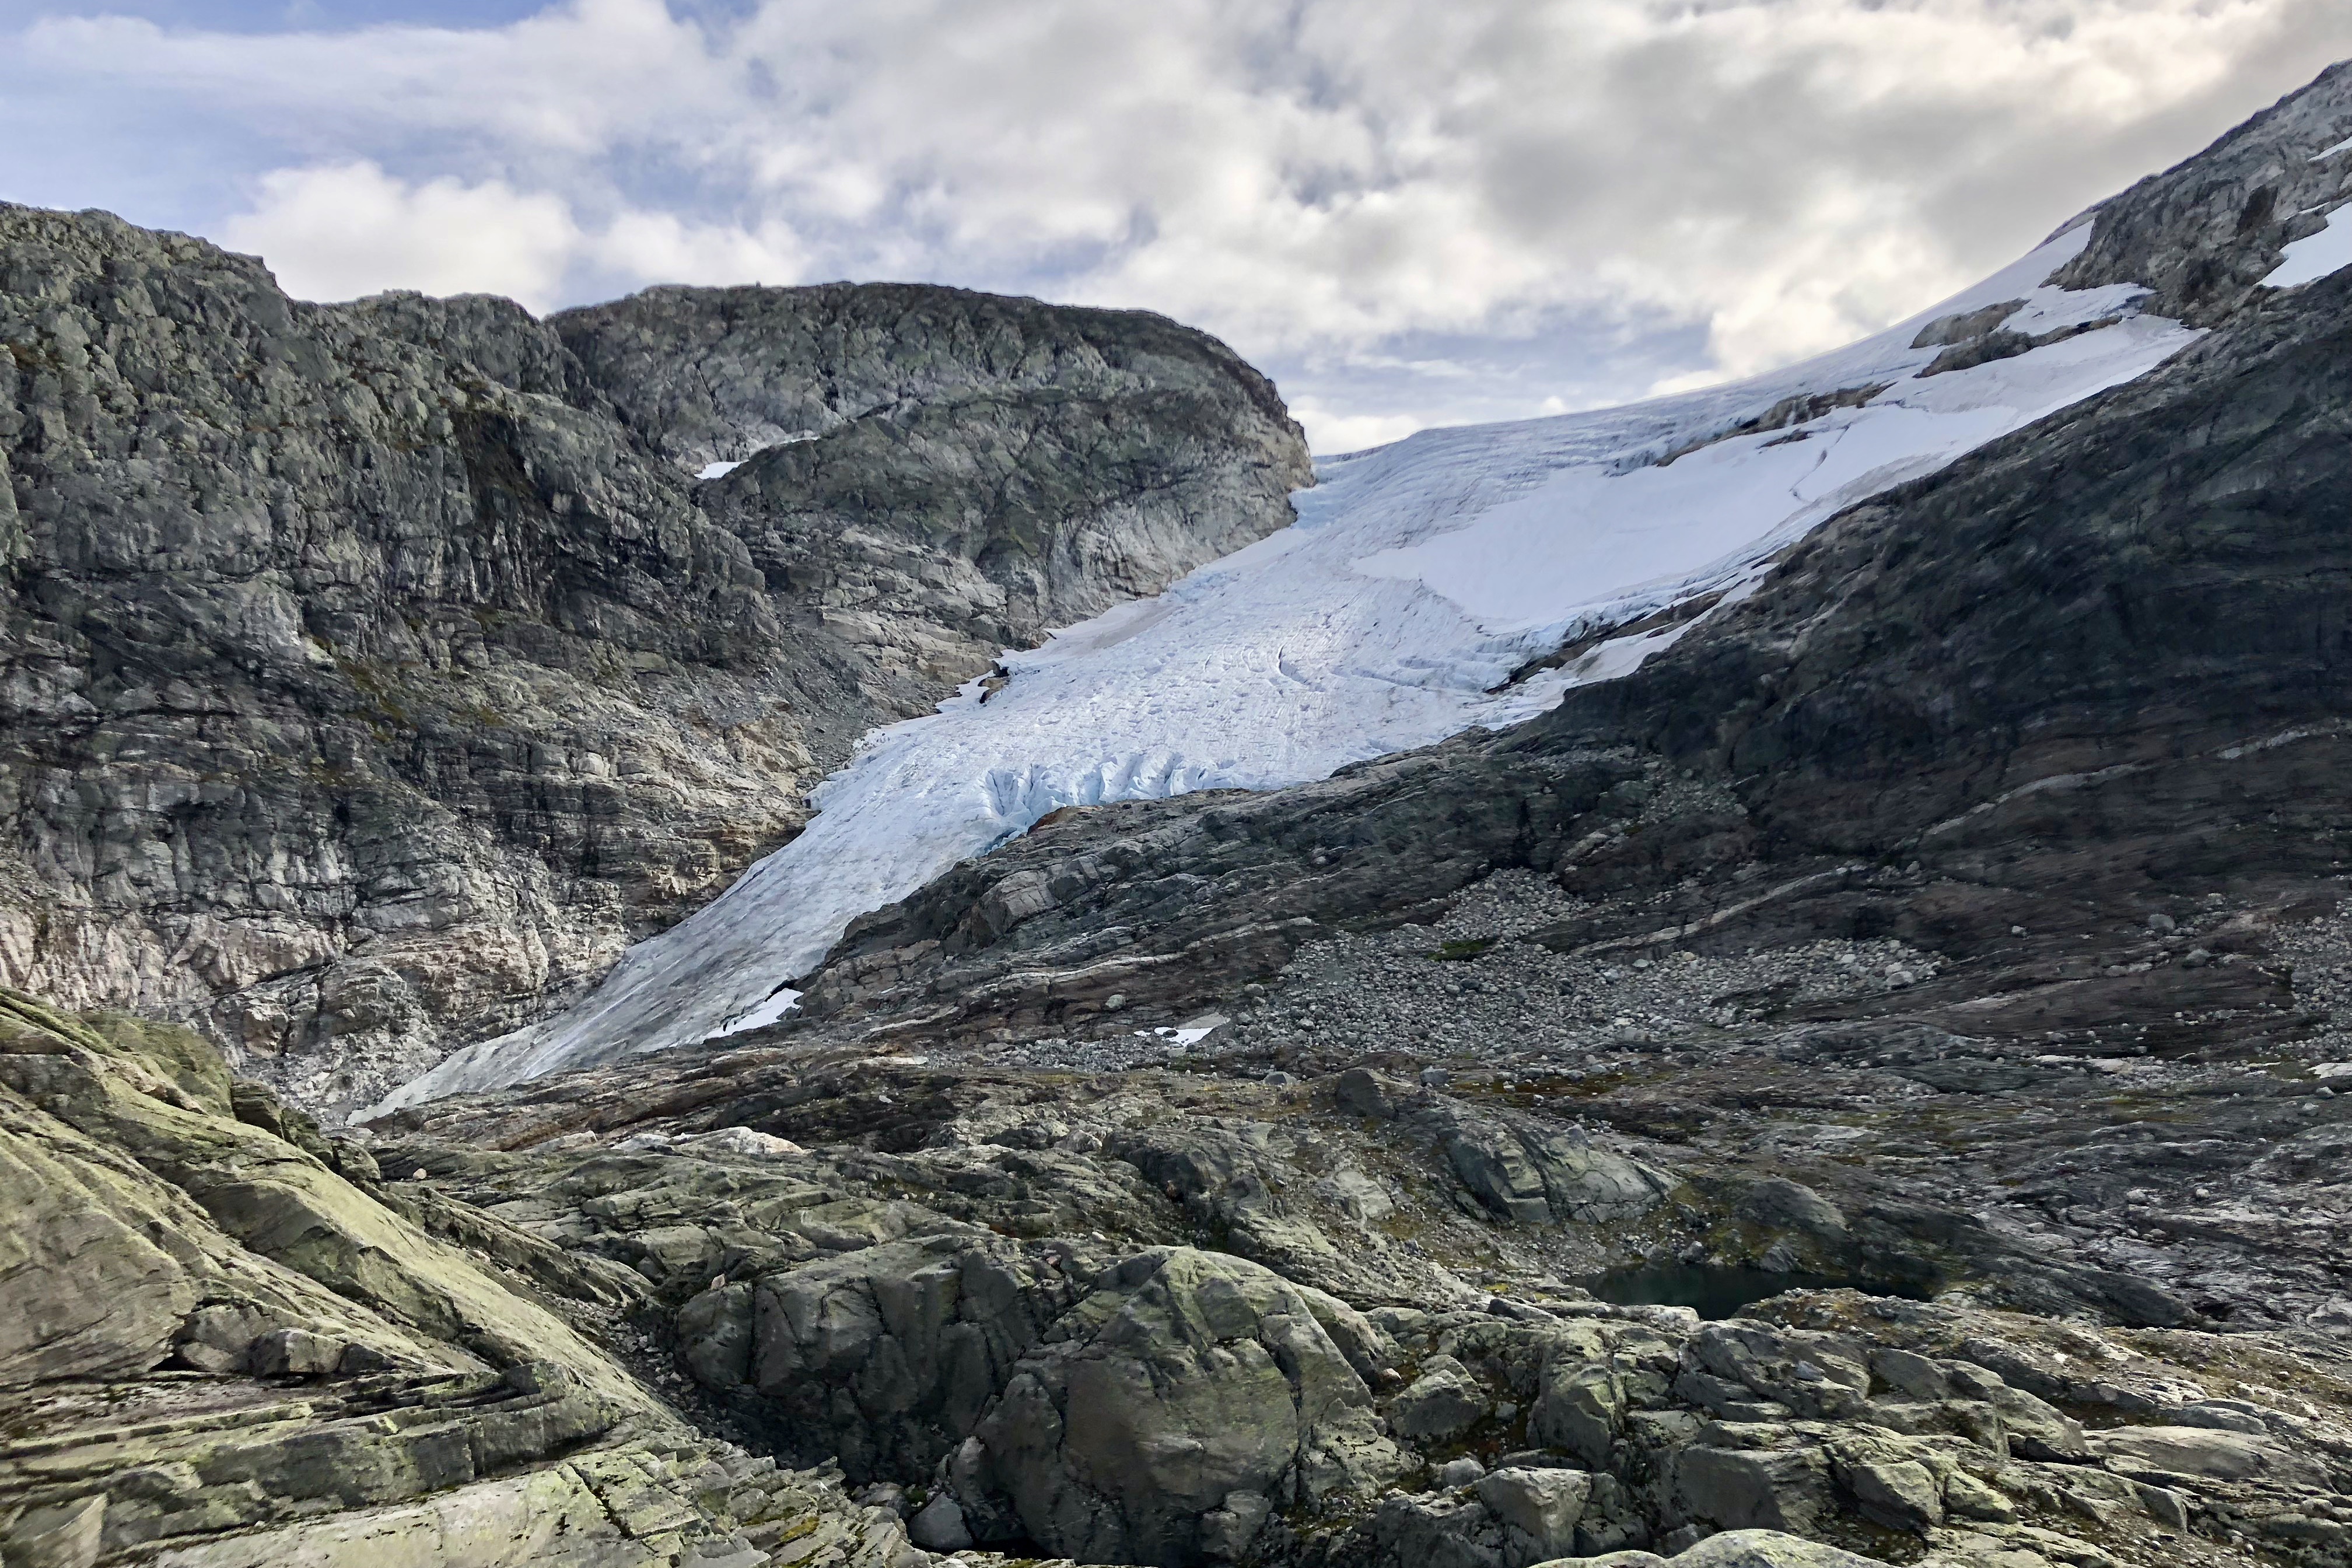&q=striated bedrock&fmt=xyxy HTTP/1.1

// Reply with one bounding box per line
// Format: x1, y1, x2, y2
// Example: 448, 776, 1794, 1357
0, 205, 1308, 1116
9, 956, 2348, 1568
0, 981, 941, 1568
